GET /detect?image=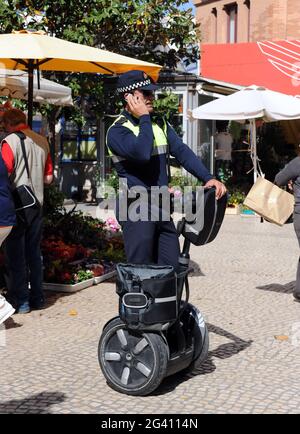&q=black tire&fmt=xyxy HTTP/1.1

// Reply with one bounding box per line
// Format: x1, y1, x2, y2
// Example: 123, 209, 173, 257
180, 302, 209, 376
98, 317, 169, 396
185, 324, 209, 376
